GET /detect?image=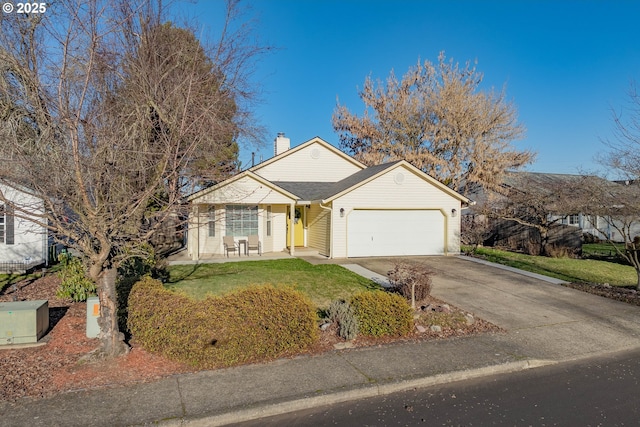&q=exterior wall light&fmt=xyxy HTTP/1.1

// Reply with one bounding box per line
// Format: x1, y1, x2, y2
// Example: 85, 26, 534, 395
451, 208, 457, 217
340, 208, 345, 217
